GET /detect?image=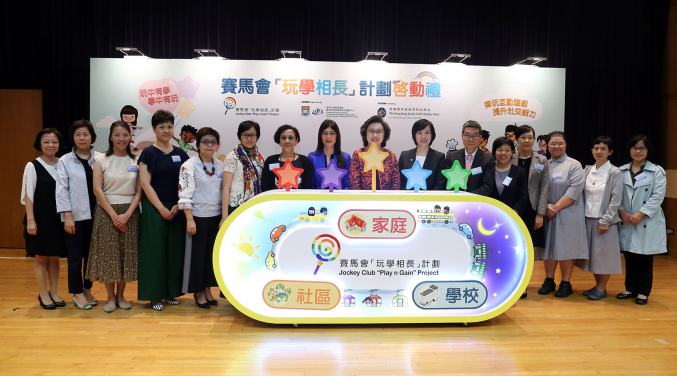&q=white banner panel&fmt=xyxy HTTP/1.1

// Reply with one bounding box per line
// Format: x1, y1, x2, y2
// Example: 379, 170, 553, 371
90, 58, 565, 158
